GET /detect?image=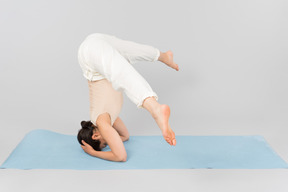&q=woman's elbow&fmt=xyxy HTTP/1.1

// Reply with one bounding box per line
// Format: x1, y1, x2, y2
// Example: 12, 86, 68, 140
114, 151, 127, 162
116, 154, 127, 162
124, 134, 130, 141
121, 152, 127, 162
121, 135, 129, 142
120, 156, 127, 162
